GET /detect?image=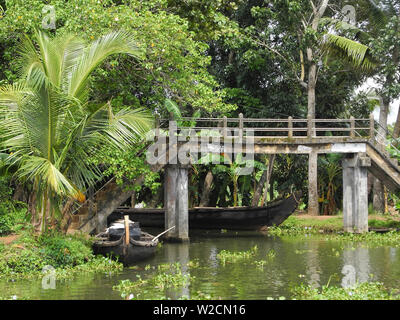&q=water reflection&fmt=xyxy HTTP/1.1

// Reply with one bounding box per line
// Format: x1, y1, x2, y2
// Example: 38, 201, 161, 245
305, 241, 321, 289
1, 232, 400, 300
342, 246, 371, 285
164, 242, 190, 299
